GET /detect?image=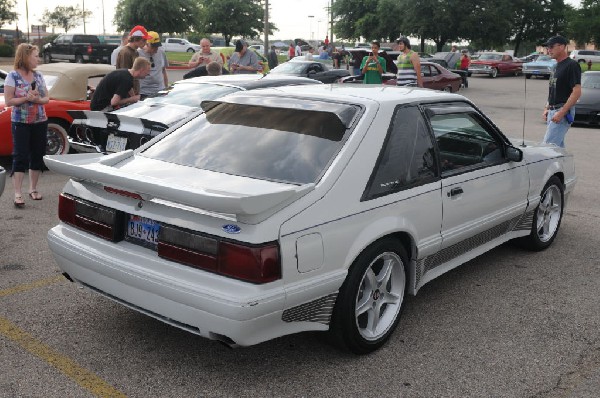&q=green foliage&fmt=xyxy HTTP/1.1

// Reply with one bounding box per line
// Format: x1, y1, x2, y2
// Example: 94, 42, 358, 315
114, 0, 201, 35
198, 0, 276, 46
40, 5, 91, 33
0, 0, 17, 30
568, 0, 600, 47
0, 43, 14, 57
